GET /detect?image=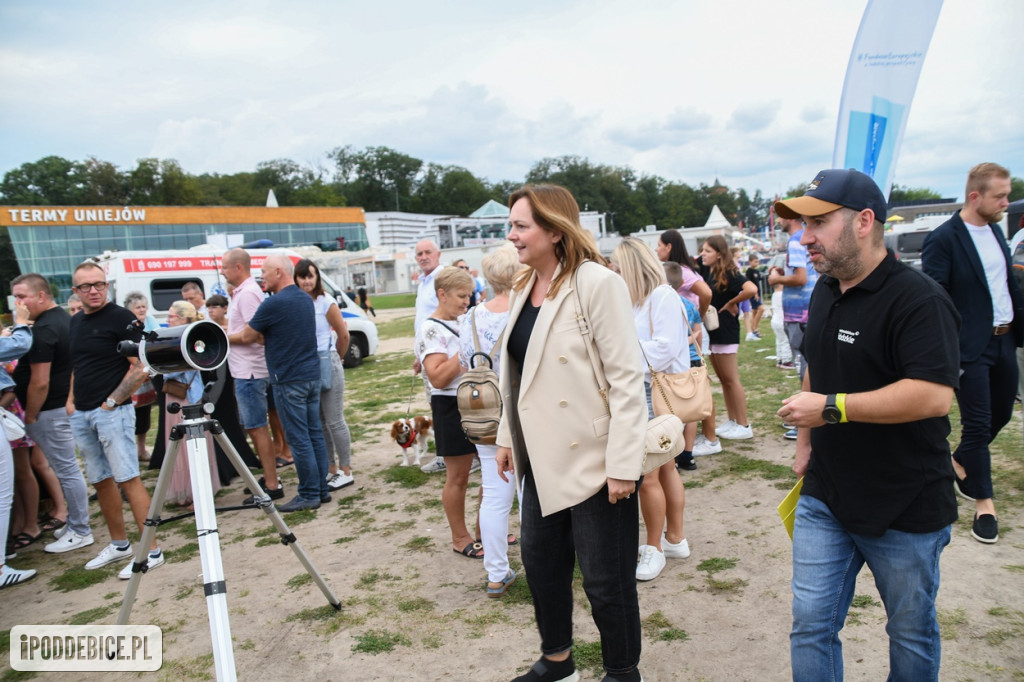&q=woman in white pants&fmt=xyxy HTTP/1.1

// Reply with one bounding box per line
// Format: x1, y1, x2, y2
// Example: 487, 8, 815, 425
459, 244, 522, 597
1, 303, 35, 588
